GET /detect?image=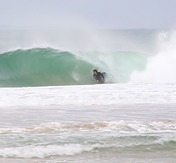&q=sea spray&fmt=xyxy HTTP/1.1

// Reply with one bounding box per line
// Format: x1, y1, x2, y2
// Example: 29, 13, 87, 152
131, 31, 176, 83
0, 48, 148, 87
